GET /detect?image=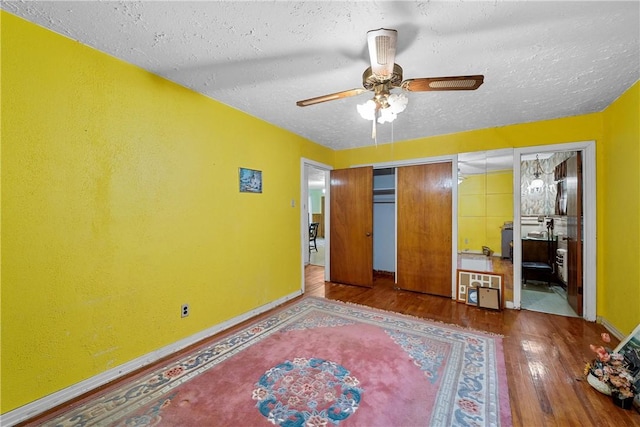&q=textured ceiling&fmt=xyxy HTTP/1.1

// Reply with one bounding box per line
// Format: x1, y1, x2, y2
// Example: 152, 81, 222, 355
3, 1, 639, 150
